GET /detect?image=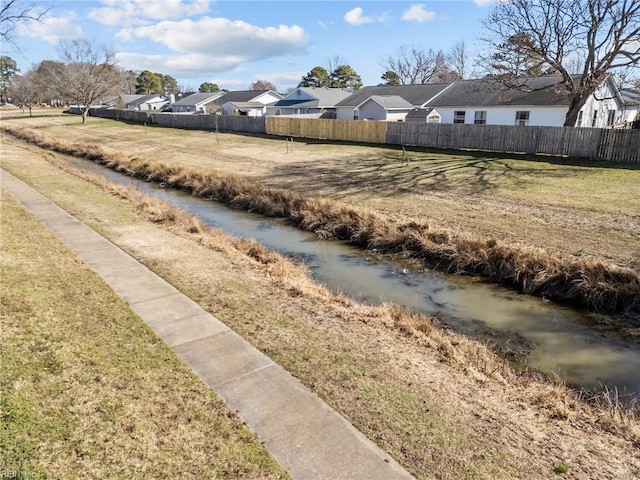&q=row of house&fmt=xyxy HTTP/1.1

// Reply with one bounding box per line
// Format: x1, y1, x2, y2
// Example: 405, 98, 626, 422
118, 75, 640, 128
119, 90, 282, 116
